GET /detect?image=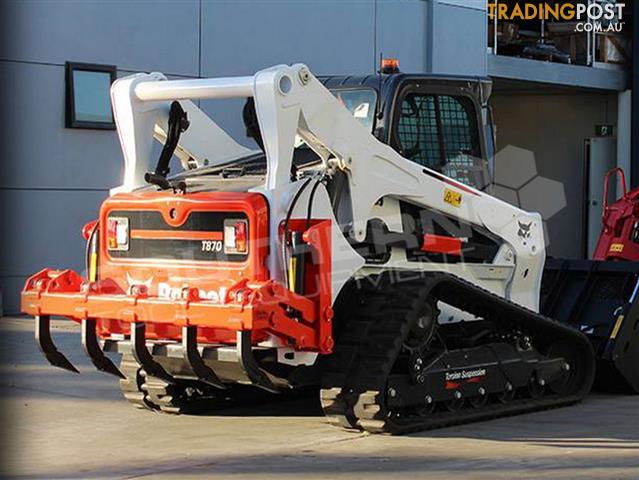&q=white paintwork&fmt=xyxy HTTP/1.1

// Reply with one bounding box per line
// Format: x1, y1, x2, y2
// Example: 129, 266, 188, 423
110, 74, 254, 193
110, 64, 545, 320
110, 72, 166, 194
276, 348, 318, 366
134, 76, 254, 101
153, 100, 255, 170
